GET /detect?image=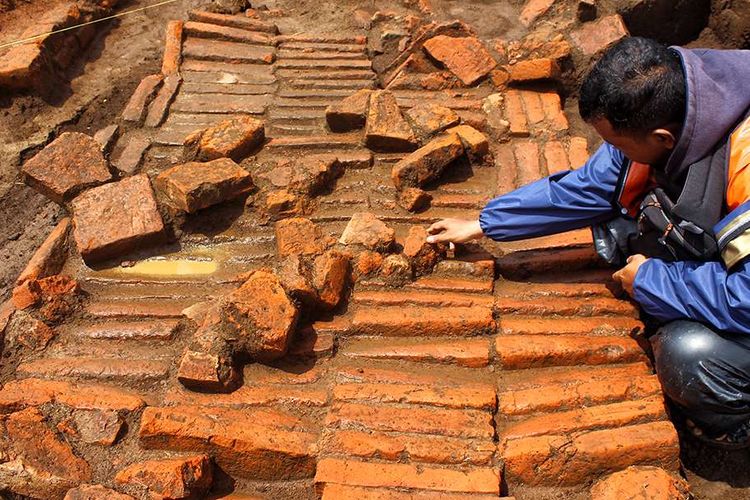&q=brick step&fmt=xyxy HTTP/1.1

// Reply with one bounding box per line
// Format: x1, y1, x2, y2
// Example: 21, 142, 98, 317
321, 429, 495, 466
335, 364, 492, 388
181, 71, 277, 87
315, 458, 500, 496
332, 380, 496, 410
495, 296, 639, 317
277, 49, 368, 60
498, 373, 662, 416
276, 59, 372, 70
390, 89, 493, 100
188, 9, 279, 34
153, 124, 204, 146
320, 484, 508, 500
268, 124, 325, 137
396, 97, 484, 111
496, 247, 602, 279
163, 111, 251, 126
267, 134, 362, 149
277, 88, 357, 98
501, 395, 667, 440
286, 78, 376, 90
288, 328, 336, 359
85, 299, 194, 318
497, 316, 643, 336
276, 34, 366, 44
180, 63, 276, 83
431, 258, 495, 279
139, 405, 317, 479
182, 38, 276, 64
181, 81, 275, 95
496, 278, 617, 298
494, 334, 647, 369
274, 97, 340, 108
269, 109, 325, 120
353, 290, 494, 308
501, 362, 653, 390
349, 306, 495, 337
309, 206, 482, 224
171, 92, 268, 114
276, 69, 375, 81
184, 21, 276, 45
429, 192, 490, 209
500, 421, 679, 486
280, 41, 365, 52
327, 402, 493, 439
79, 278, 231, 299
408, 276, 494, 294
163, 384, 328, 408
340, 337, 491, 368
66, 319, 180, 341
16, 357, 171, 385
